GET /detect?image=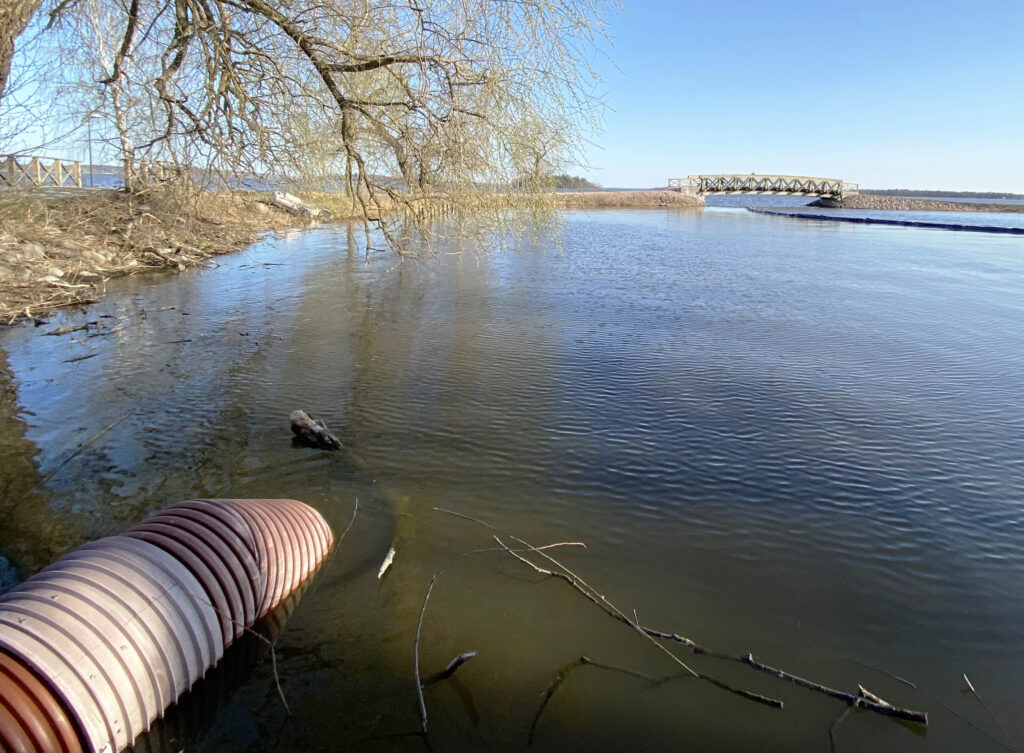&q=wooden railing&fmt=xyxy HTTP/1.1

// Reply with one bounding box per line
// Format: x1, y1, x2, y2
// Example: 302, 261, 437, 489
2, 155, 83, 188
1, 155, 192, 190
133, 160, 190, 187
